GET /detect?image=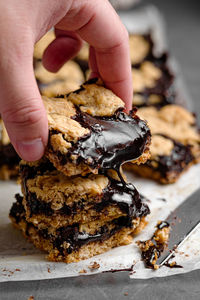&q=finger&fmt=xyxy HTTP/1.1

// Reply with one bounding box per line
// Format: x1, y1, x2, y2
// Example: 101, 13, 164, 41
88, 46, 99, 79
0, 52, 48, 161
56, 0, 133, 111
43, 29, 83, 72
